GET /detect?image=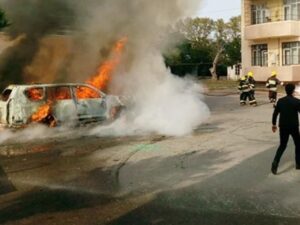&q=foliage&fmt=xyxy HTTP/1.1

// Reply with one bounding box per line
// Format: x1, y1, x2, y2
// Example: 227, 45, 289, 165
175, 17, 214, 48
0, 8, 9, 30
224, 16, 241, 66
164, 16, 241, 78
